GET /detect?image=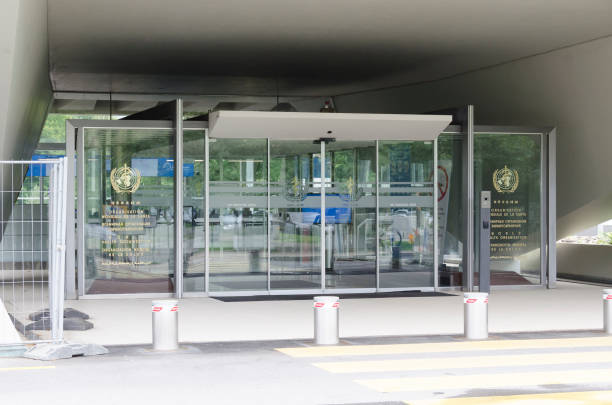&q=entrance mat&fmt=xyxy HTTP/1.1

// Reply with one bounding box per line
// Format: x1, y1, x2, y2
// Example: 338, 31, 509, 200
87, 278, 174, 294
211, 291, 455, 302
